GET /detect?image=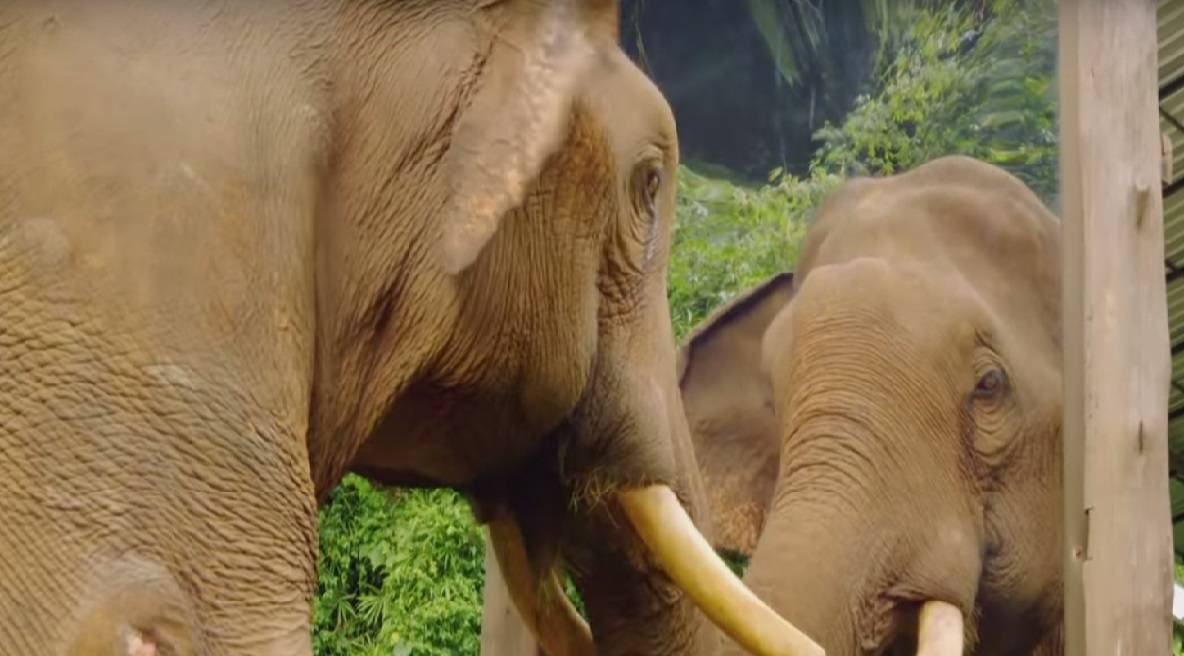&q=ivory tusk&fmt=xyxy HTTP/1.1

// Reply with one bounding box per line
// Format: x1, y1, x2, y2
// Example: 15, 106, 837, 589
915, 600, 964, 656
487, 515, 595, 656
618, 485, 825, 656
